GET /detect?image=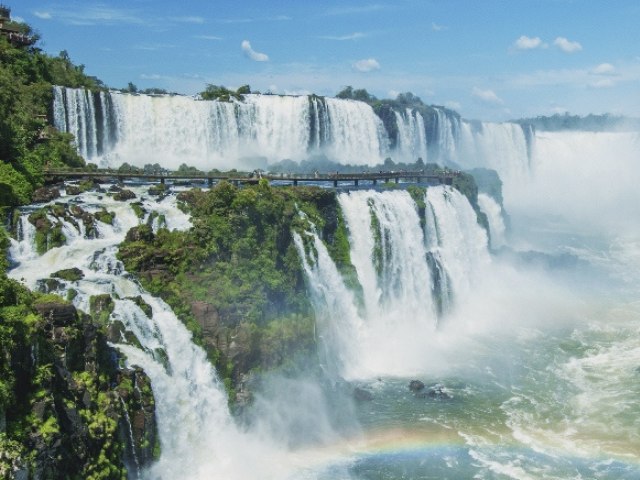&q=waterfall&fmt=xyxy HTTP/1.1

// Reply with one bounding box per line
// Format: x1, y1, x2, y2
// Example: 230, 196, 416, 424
424, 186, 490, 303
53, 88, 391, 169
456, 121, 531, 206
394, 108, 428, 163
477, 193, 507, 249
432, 107, 459, 163
294, 187, 490, 379
7, 188, 291, 480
